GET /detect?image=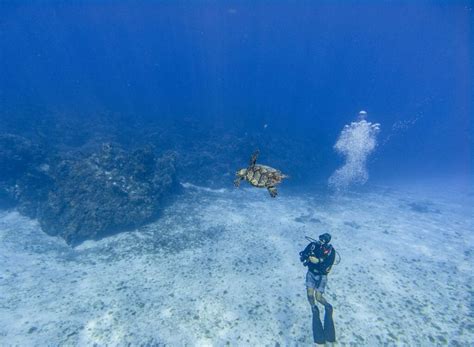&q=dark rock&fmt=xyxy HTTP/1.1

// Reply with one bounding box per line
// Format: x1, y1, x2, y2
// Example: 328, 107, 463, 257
408, 201, 441, 214
0, 134, 53, 214
294, 216, 304, 223
14, 169, 54, 217
0, 134, 45, 180
39, 144, 178, 245
344, 221, 361, 229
